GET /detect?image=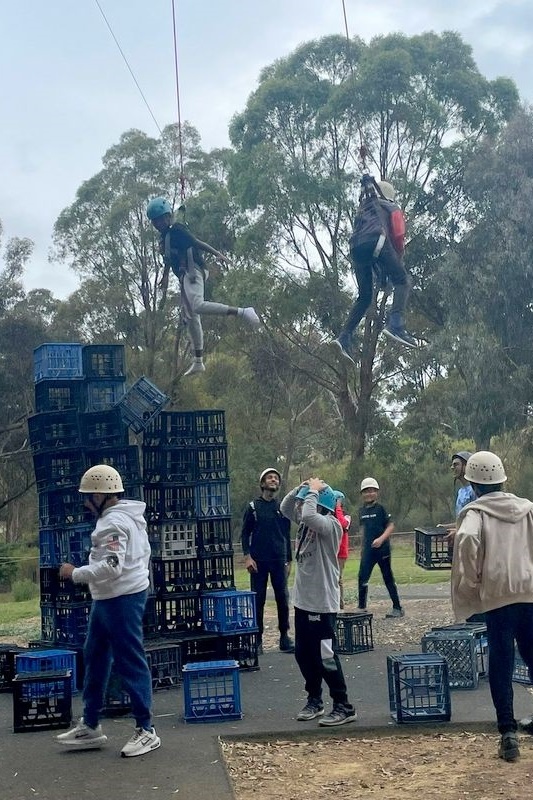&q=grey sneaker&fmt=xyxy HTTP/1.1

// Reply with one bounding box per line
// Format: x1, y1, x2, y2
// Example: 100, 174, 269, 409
318, 703, 357, 727
331, 336, 356, 366
498, 731, 520, 762
385, 607, 405, 618
241, 307, 261, 329
297, 700, 324, 721
56, 718, 107, 750
183, 360, 206, 376
121, 727, 161, 758
383, 325, 418, 348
